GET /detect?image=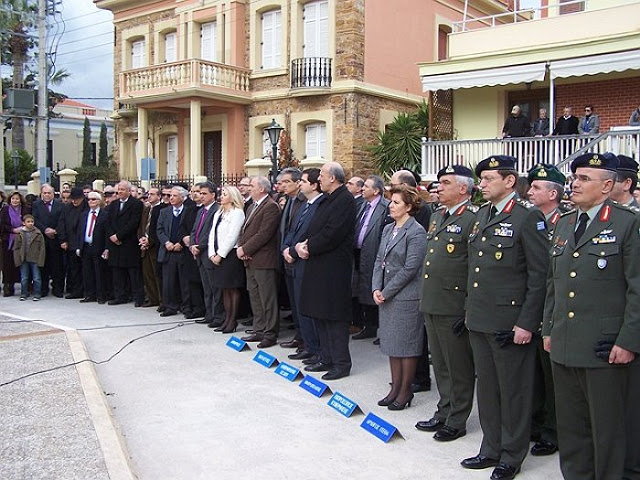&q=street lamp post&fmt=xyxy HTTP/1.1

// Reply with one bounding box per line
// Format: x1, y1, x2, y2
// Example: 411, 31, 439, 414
265, 118, 283, 185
